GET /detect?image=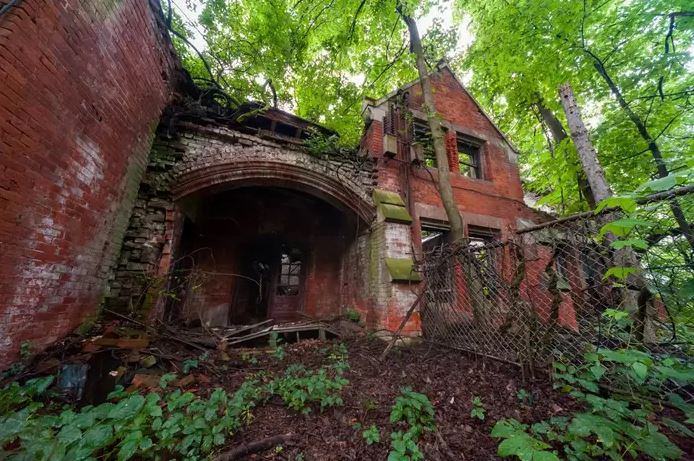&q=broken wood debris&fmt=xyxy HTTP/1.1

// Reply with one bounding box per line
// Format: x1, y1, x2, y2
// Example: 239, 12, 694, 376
166, 320, 340, 350
101, 309, 340, 352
